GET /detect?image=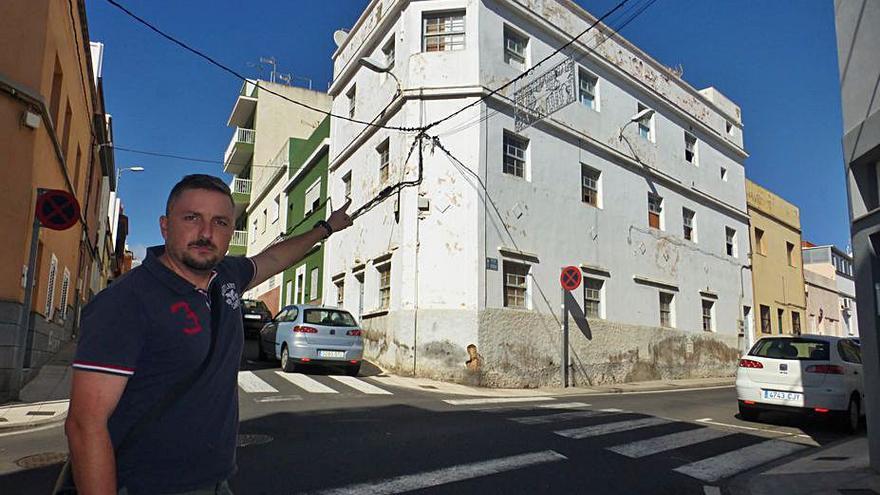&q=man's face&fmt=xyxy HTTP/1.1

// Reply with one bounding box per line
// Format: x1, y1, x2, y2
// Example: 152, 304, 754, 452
160, 188, 234, 273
